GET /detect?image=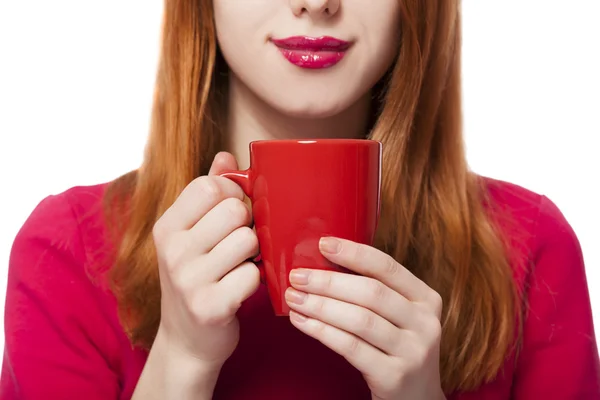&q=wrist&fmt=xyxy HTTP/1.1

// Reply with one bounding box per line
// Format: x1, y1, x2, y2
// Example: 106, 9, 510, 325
145, 328, 223, 399
155, 326, 224, 371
